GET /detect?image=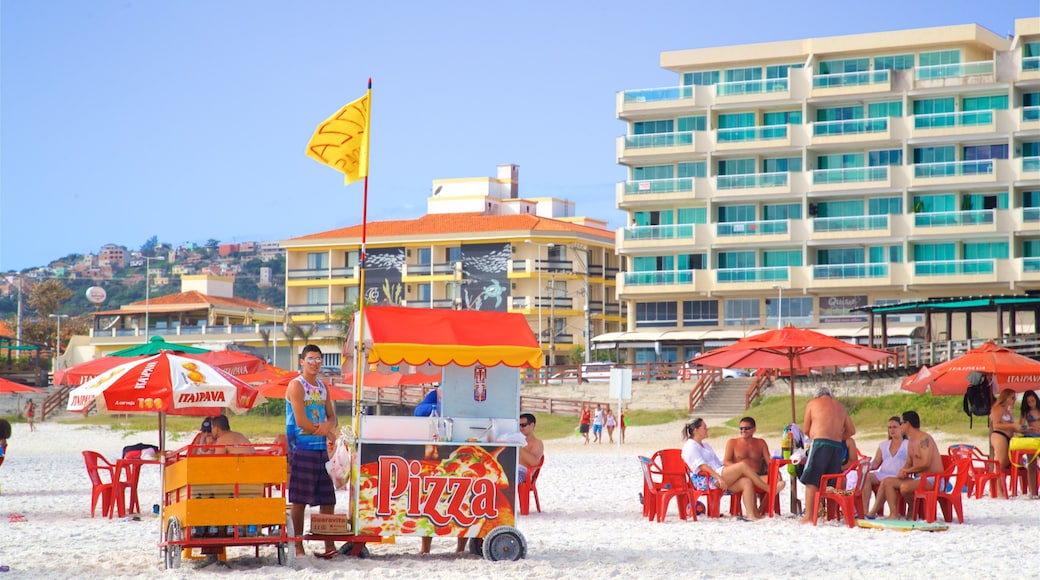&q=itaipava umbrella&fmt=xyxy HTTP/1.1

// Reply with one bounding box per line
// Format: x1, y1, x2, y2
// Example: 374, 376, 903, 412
56, 350, 267, 386
901, 341, 1040, 395
0, 377, 45, 394
106, 335, 210, 357
689, 326, 893, 422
